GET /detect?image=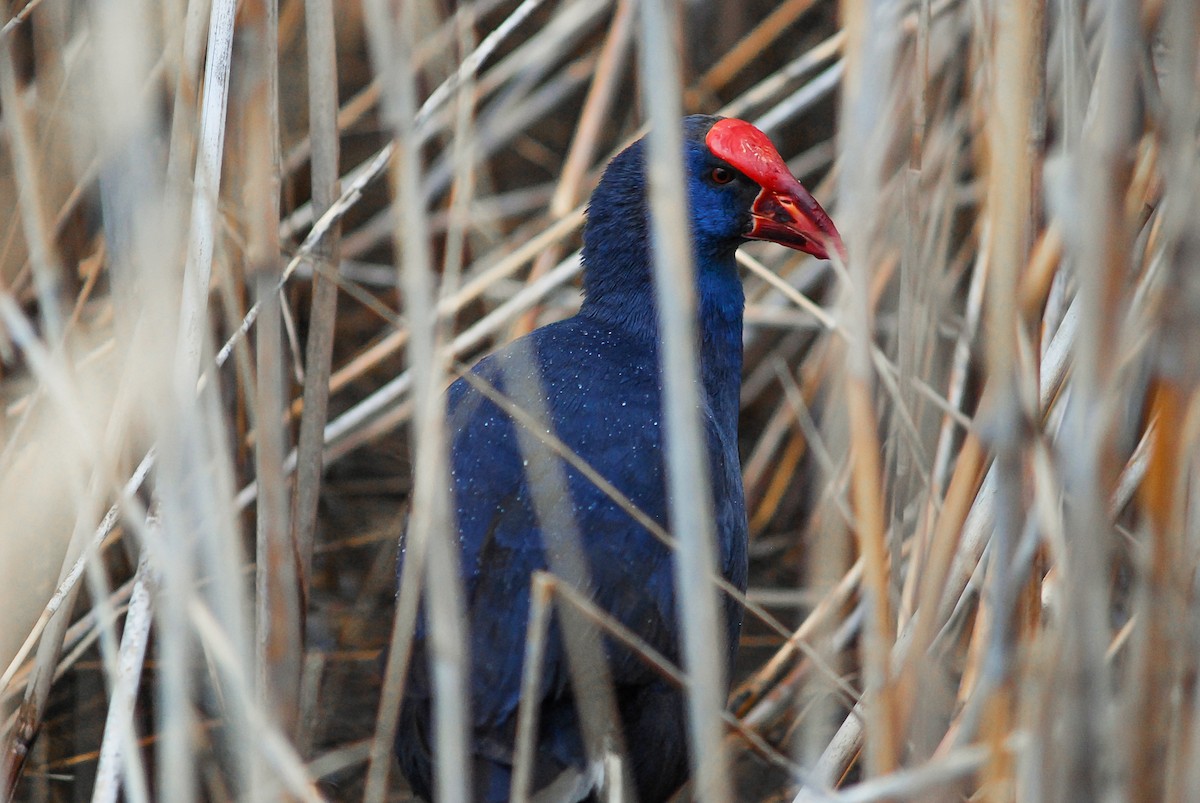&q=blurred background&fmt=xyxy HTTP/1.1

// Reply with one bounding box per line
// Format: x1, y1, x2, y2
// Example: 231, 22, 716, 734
1, 0, 1197, 800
